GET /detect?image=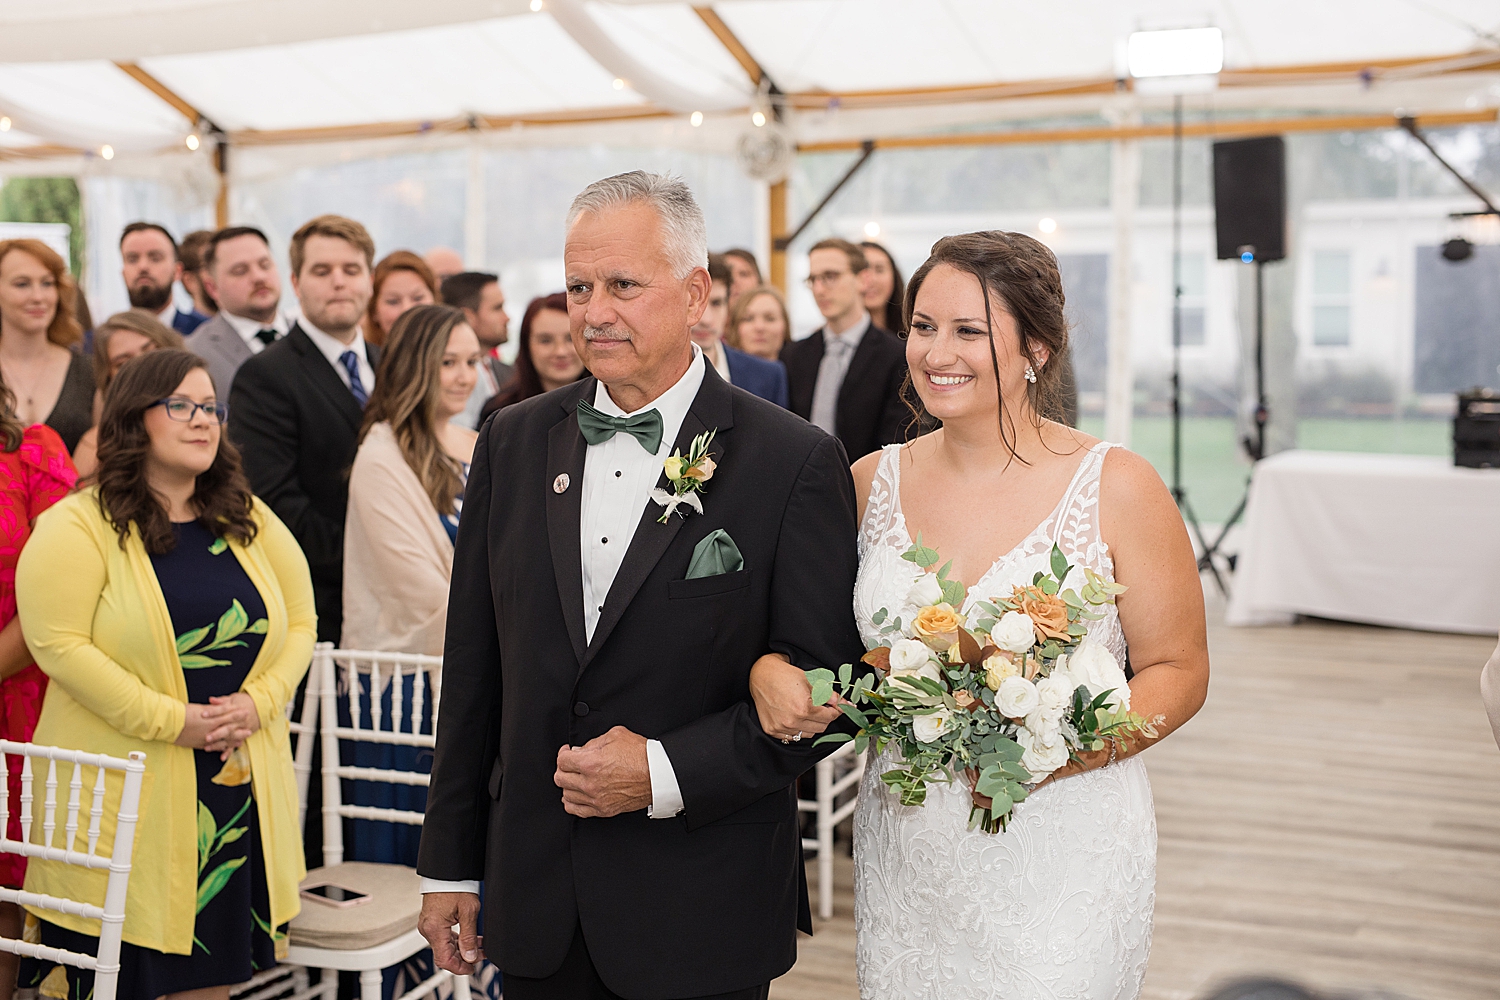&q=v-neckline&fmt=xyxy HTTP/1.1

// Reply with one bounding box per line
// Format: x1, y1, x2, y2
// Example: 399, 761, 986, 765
890, 441, 1107, 603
